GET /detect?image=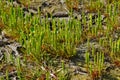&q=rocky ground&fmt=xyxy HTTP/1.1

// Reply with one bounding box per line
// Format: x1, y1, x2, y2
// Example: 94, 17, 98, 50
0, 0, 120, 80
